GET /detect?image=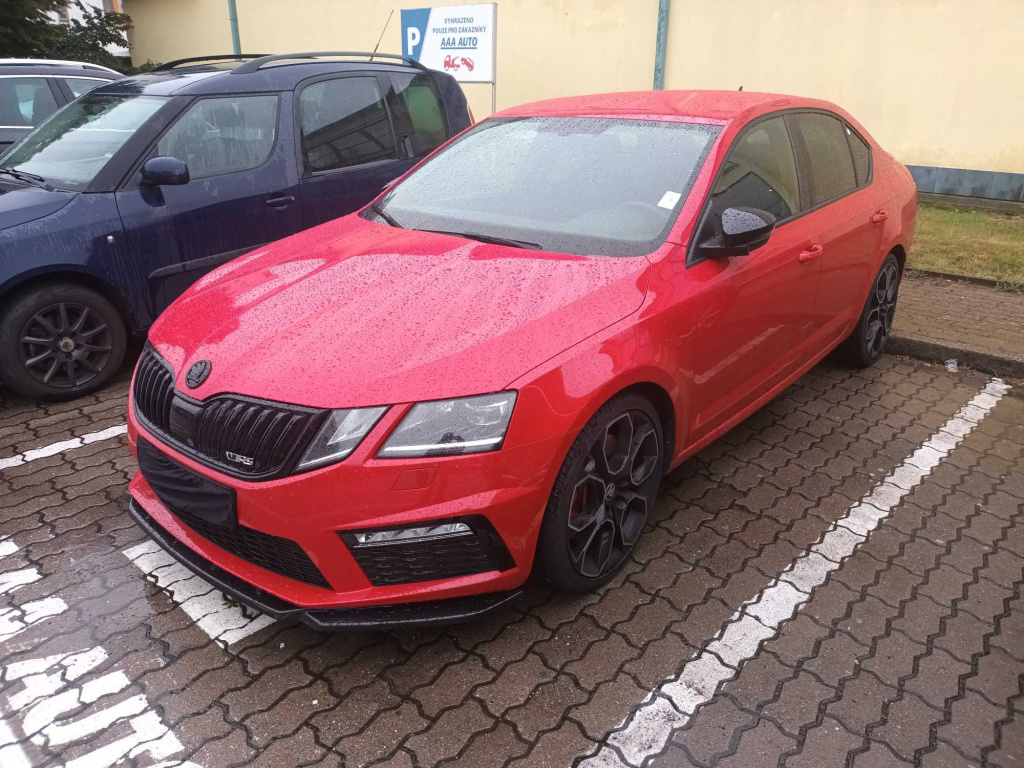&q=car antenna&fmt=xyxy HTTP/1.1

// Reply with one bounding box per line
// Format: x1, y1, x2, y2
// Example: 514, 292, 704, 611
370, 9, 394, 60
738, 85, 743, 91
